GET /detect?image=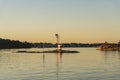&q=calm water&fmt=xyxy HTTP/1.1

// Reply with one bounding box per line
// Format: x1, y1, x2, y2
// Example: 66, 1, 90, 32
0, 48, 120, 80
